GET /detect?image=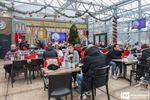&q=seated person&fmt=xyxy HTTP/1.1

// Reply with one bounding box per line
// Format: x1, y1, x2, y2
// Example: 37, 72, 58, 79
4, 44, 18, 82
106, 44, 122, 79
80, 47, 87, 60
54, 44, 63, 58
43, 45, 58, 59
36, 40, 44, 49
136, 46, 150, 79
74, 44, 82, 59
140, 47, 150, 63
76, 45, 106, 99
64, 45, 79, 85
123, 45, 130, 57
64, 45, 79, 67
